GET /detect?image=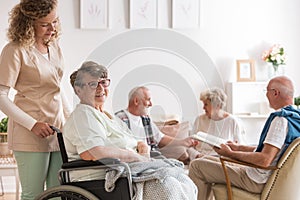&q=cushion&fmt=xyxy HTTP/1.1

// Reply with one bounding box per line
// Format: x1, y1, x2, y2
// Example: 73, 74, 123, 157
151, 114, 181, 126
157, 121, 189, 138
212, 184, 260, 200
155, 121, 190, 163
